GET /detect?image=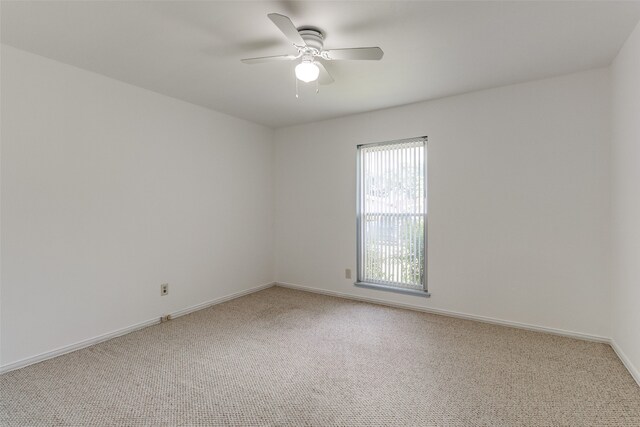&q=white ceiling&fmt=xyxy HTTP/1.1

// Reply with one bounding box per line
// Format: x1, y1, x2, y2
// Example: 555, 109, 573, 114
2, 1, 640, 128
